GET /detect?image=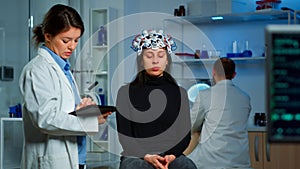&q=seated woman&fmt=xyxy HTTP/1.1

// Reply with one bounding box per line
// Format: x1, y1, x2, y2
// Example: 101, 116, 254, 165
116, 29, 197, 169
